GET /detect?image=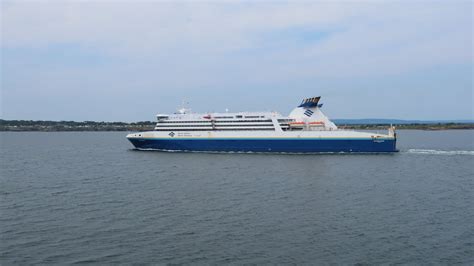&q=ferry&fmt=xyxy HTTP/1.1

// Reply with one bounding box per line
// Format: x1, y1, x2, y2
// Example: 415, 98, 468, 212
126, 97, 397, 153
